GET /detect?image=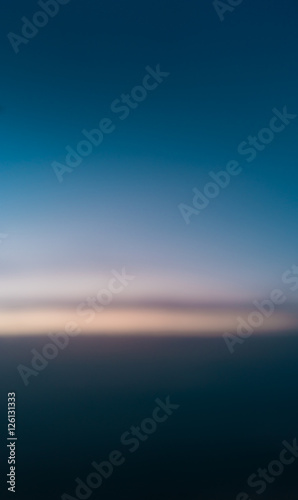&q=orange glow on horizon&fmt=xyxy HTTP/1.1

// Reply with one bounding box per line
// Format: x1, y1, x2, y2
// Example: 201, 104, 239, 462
0, 306, 297, 336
